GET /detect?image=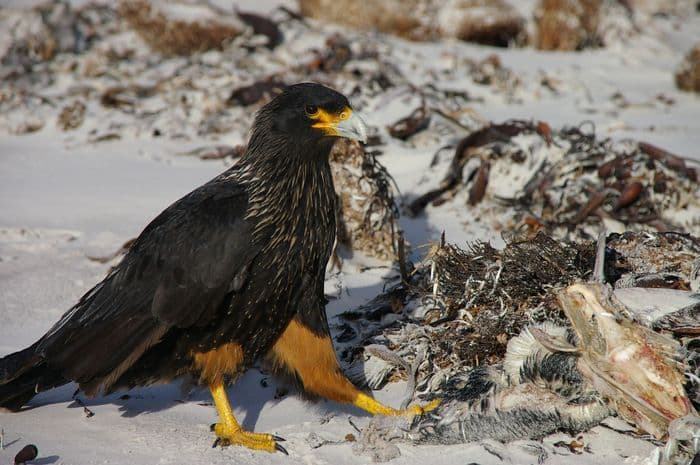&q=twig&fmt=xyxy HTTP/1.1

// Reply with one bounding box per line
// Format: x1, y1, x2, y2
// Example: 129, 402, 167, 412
593, 229, 607, 283
397, 234, 409, 283
308, 433, 346, 449
430, 107, 479, 131
348, 417, 361, 433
